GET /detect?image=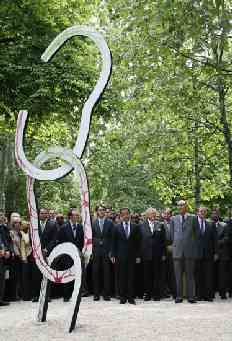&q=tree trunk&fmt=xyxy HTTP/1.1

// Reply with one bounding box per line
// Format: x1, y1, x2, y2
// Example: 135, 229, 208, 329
218, 80, 232, 186
5, 135, 18, 213
0, 136, 7, 211
194, 128, 201, 208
